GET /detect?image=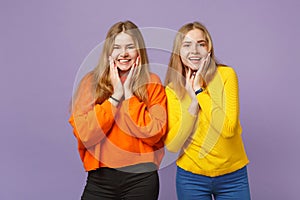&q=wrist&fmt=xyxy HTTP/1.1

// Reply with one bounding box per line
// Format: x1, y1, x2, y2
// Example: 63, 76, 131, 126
195, 88, 204, 95
112, 91, 123, 100
109, 95, 120, 106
